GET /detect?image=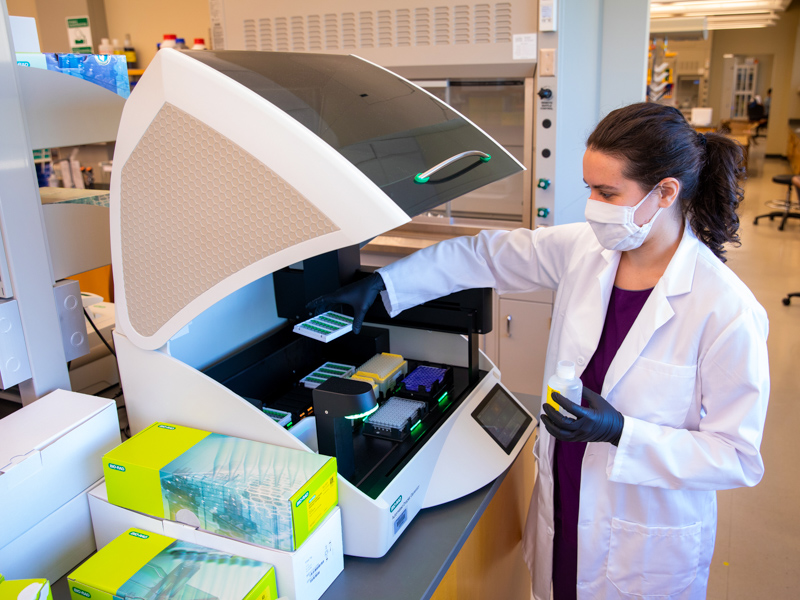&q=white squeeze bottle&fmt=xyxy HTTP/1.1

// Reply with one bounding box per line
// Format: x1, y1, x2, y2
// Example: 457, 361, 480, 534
547, 360, 582, 418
